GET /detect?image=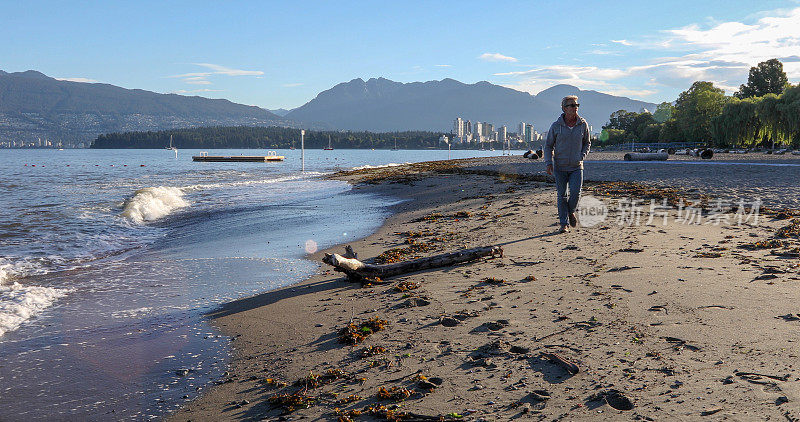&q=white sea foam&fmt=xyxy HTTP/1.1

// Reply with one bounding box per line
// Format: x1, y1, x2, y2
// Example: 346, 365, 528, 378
0, 262, 9, 285
0, 260, 69, 337
121, 186, 189, 224
111, 307, 153, 319
350, 162, 409, 170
